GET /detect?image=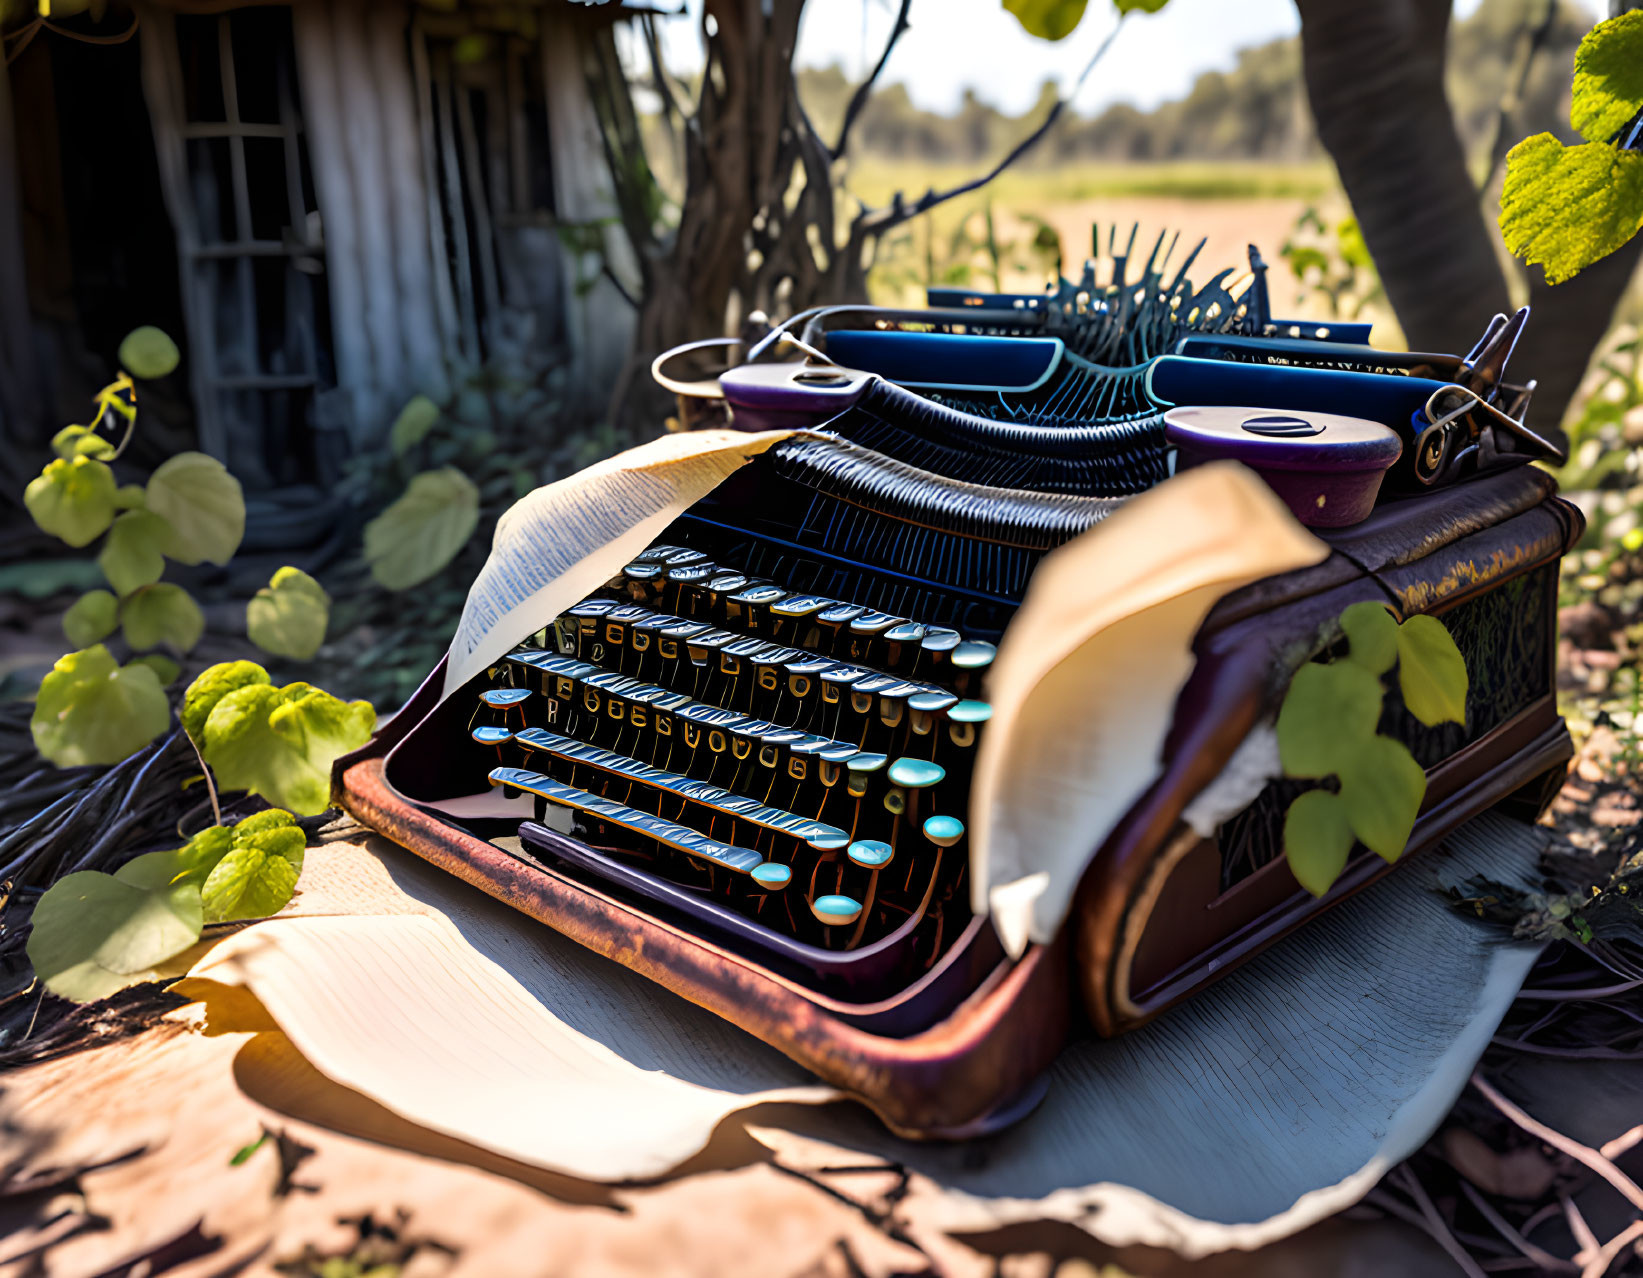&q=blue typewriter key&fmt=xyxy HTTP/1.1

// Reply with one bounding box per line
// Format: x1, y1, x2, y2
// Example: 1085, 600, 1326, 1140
920, 628, 961, 654
818, 602, 866, 625
923, 815, 966, 847
621, 561, 666, 600
630, 543, 687, 564
951, 641, 996, 669
948, 699, 992, 722
684, 628, 735, 666
727, 582, 786, 632
807, 831, 851, 853
480, 687, 532, 707
849, 611, 899, 634
907, 689, 958, 738
847, 839, 894, 869
473, 725, 514, 745
811, 894, 863, 926
887, 757, 945, 788
751, 863, 791, 891
884, 621, 926, 644
770, 594, 829, 617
